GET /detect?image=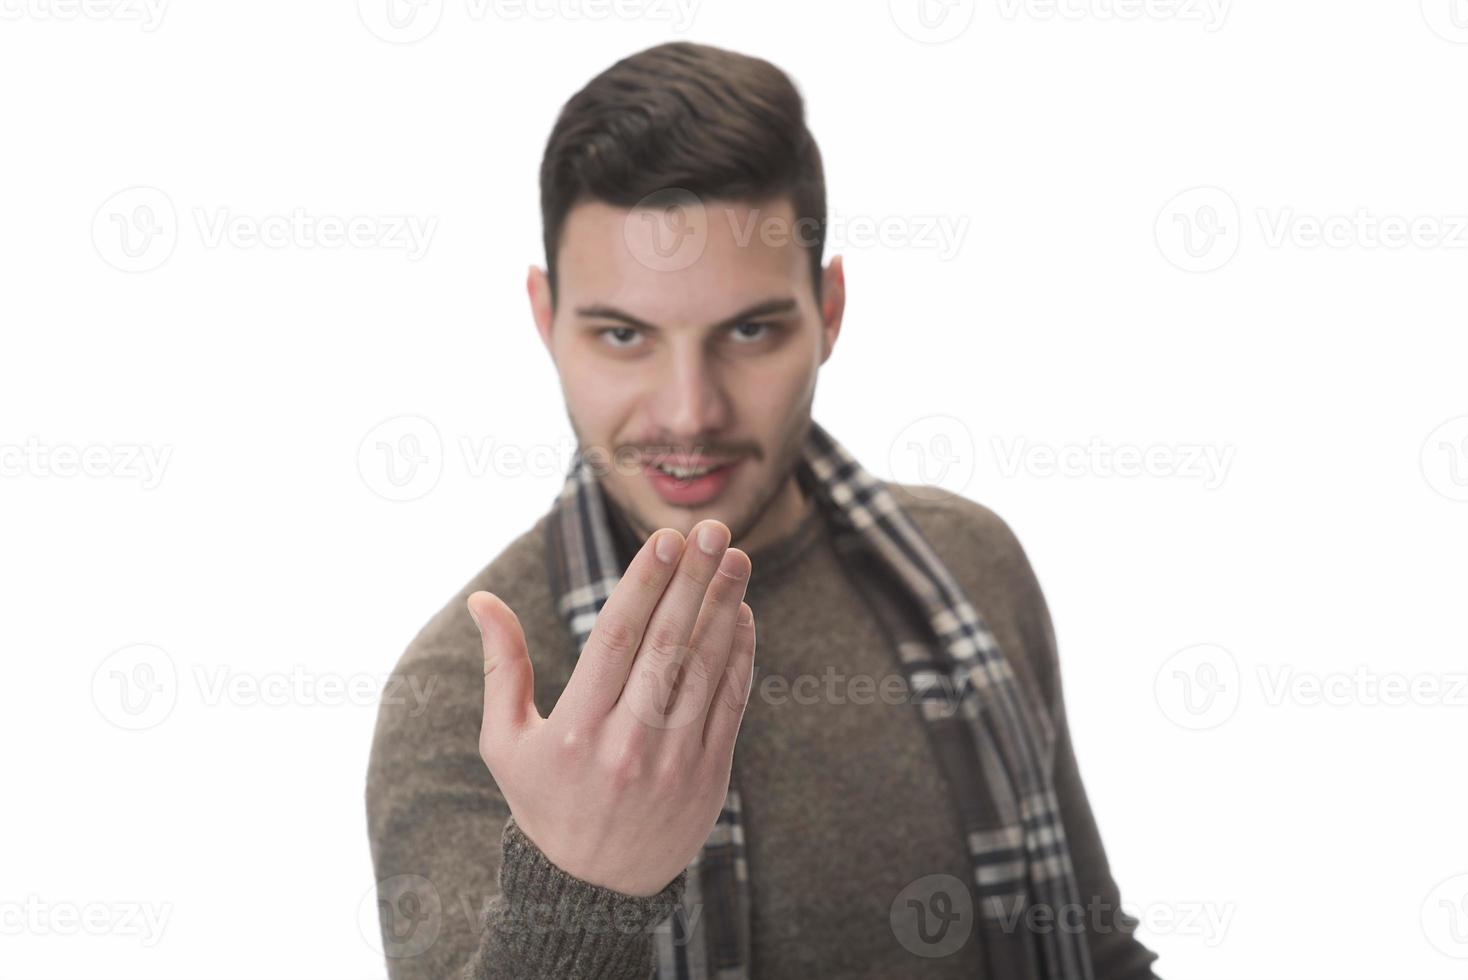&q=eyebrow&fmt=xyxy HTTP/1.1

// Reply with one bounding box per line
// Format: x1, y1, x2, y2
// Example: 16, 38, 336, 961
573, 297, 799, 333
